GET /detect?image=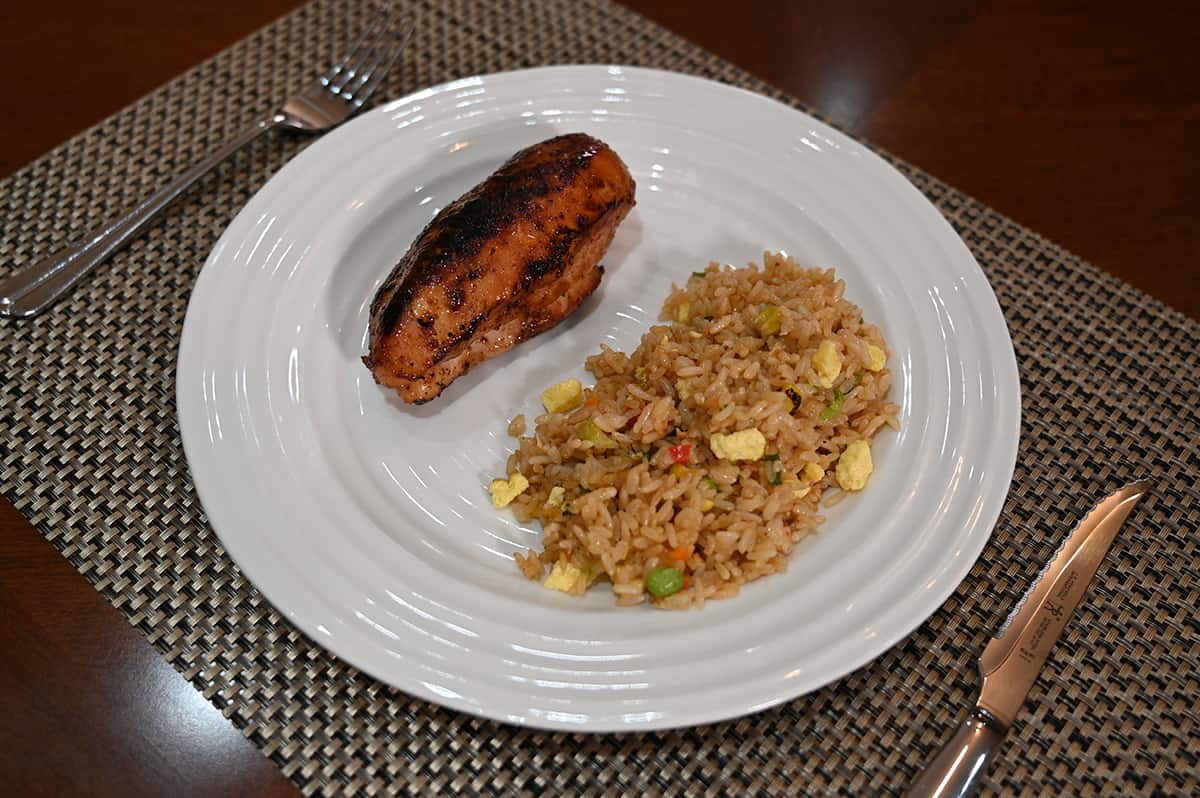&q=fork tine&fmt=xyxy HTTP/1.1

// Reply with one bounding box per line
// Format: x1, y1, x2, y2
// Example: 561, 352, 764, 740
331, 14, 395, 97
321, 2, 398, 90
340, 17, 414, 105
